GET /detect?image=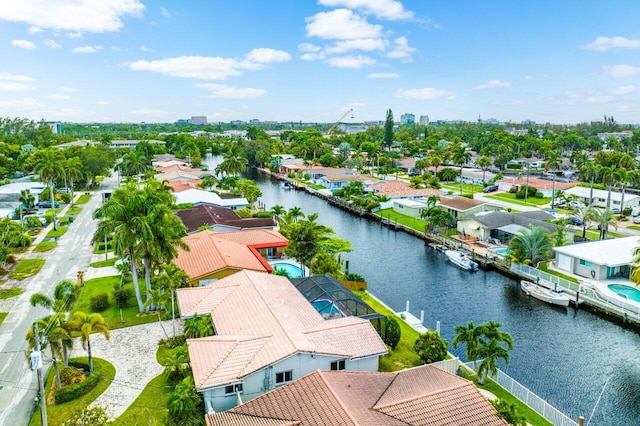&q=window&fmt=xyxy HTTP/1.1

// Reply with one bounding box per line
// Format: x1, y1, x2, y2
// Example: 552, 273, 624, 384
579, 259, 592, 267
330, 360, 346, 371
224, 383, 243, 394
275, 370, 293, 384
